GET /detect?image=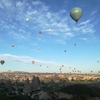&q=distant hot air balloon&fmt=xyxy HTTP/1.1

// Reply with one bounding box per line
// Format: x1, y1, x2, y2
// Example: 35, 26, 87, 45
74, 68, 76, 70
26, 18, 29, 21
74, 44, 76, 46
64, 50, 66, 52
12, 44, 14, 47
77, 70, 79, 72
32, 61, 35, 64
39, 31, 42, 34
70, 7, 83, 23
97, 60, 99, 63
38, 48, 40, 50
0, 60, 5, 65
48, 29, 52, 32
